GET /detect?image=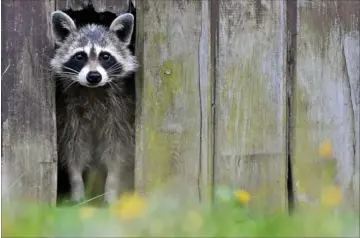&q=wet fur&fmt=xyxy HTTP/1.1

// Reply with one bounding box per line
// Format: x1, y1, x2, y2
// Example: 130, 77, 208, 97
51, 9, 137, 203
